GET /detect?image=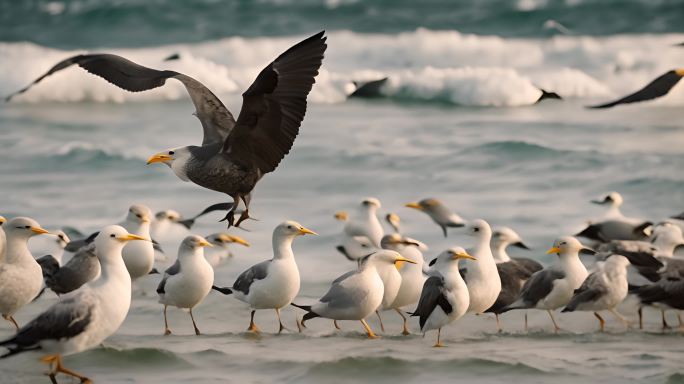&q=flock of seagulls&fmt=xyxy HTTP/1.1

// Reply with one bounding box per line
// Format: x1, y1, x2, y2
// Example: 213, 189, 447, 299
1, 29, 683, 383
